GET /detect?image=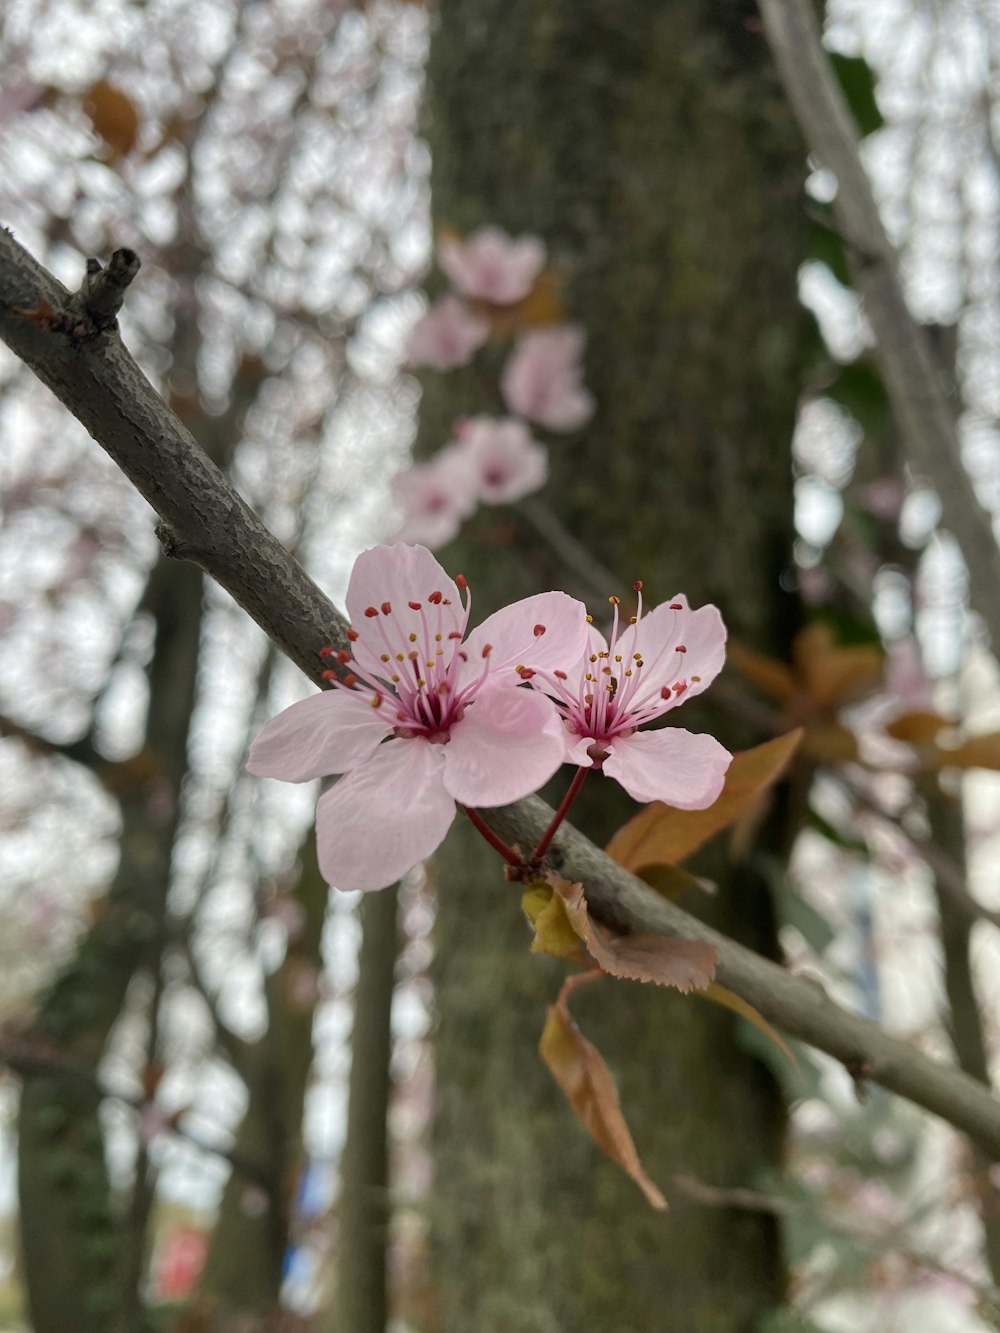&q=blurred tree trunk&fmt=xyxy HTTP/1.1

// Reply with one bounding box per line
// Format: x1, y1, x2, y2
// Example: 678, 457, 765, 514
198, 832, 329, 1323
422, 3, 807, 1329
17, 555, 204, 1333
326, 885, 399, 1333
